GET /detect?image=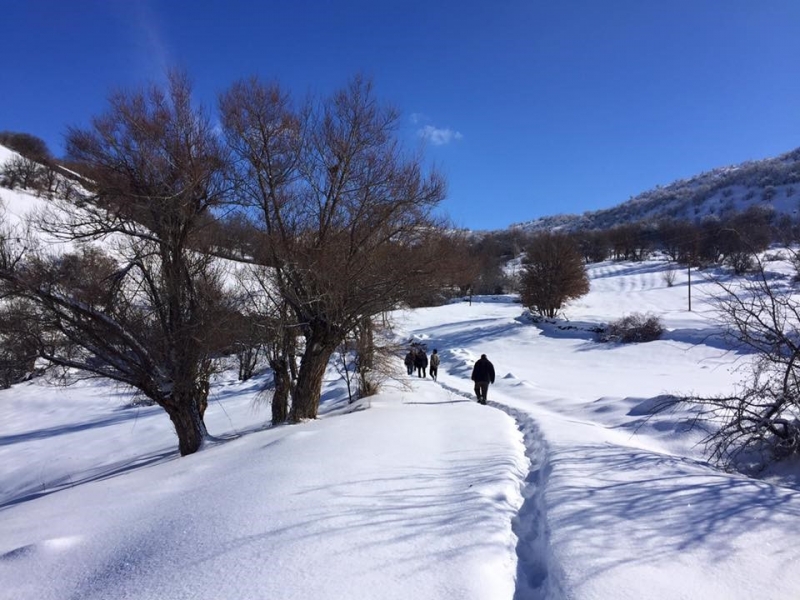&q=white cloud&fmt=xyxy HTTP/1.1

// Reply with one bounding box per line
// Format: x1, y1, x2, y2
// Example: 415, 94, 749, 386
417, 125, 464, 146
